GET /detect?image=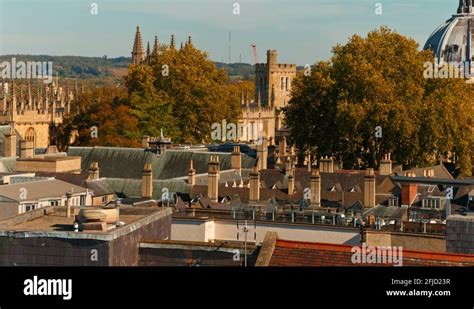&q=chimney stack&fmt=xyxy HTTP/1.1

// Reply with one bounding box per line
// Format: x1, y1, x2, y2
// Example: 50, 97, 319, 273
257, 138, 268, 170
288, 173, 295, 196
208, 155, 220, 202
249, 166, 260, 202
319, 156, 334, 173
4, 126, 16, 157
310, 169, 321, 208
401, 172, 418, 207
285, 155, 292, 176
20, 140, 34, 159
279, 136, 287, 156
231, 146, 242, 174
379, 153, 392, 175
141, 135, 150, 148
88, 162, 100, 180
188, 160, 196, 186
306, 153, 312, 172
66, 191, 72, 218
141, 163, 153, 198
364, 168, 376, 208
